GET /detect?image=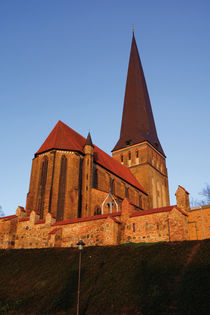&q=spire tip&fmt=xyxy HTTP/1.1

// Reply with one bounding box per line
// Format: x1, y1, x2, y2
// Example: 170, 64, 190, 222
132, 24, 134, 34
